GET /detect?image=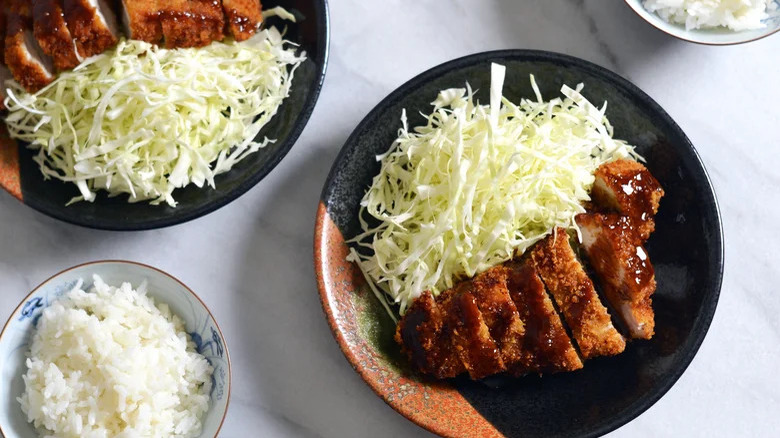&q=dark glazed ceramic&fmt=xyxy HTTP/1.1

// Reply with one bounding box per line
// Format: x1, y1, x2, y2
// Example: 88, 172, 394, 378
0, 0, 329, 230
315, 50, 723, 438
